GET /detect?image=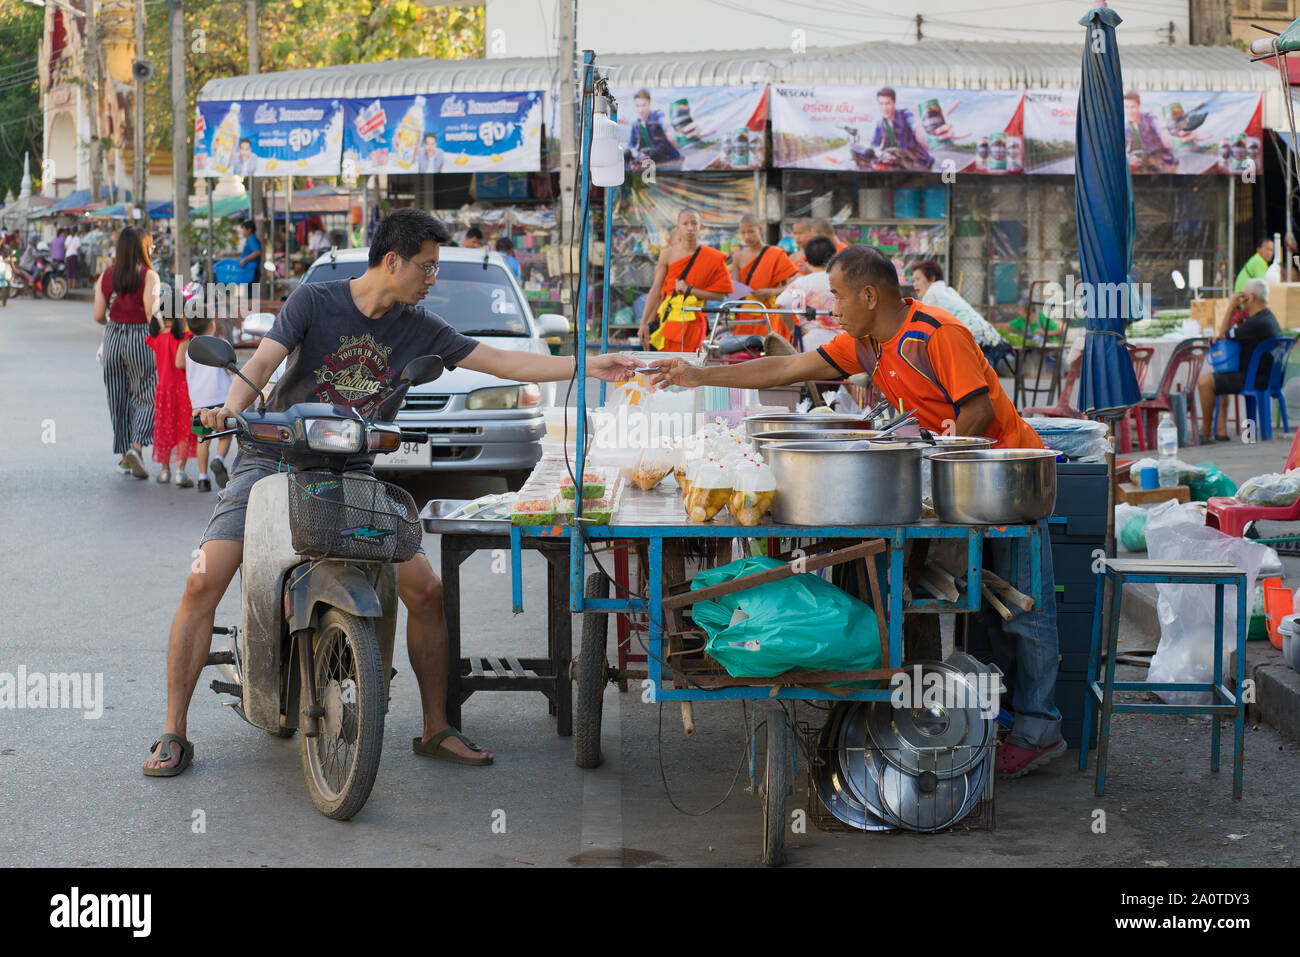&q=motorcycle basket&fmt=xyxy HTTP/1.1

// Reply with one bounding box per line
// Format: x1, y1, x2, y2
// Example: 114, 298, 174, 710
287, 470, 421, 563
